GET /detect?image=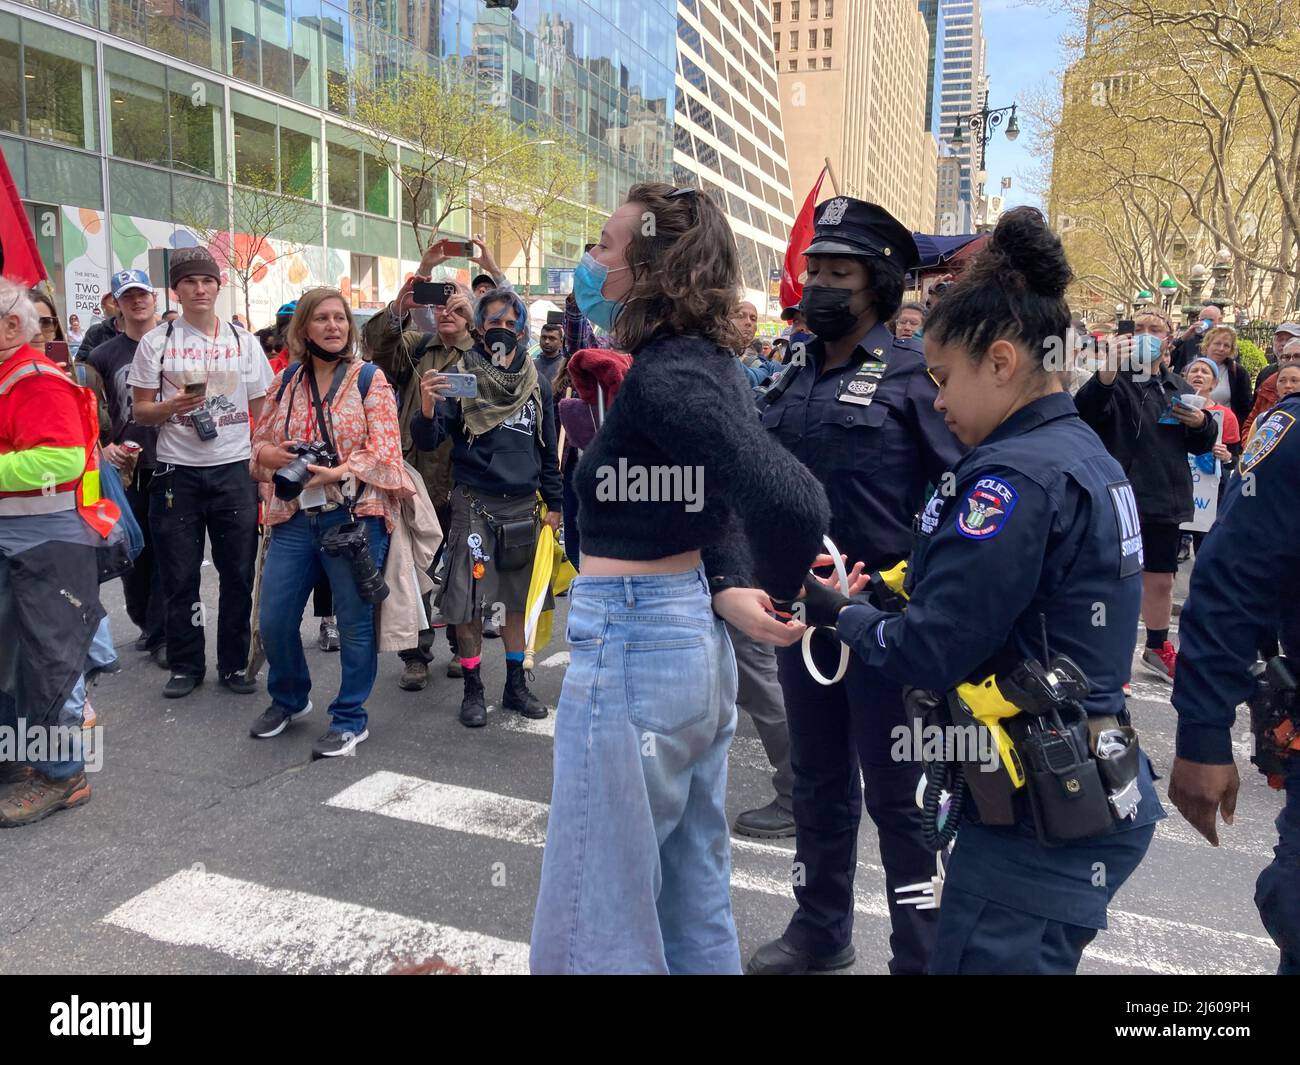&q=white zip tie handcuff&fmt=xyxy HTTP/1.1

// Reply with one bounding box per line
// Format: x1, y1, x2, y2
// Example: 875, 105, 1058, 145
801, 535, 852, 686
